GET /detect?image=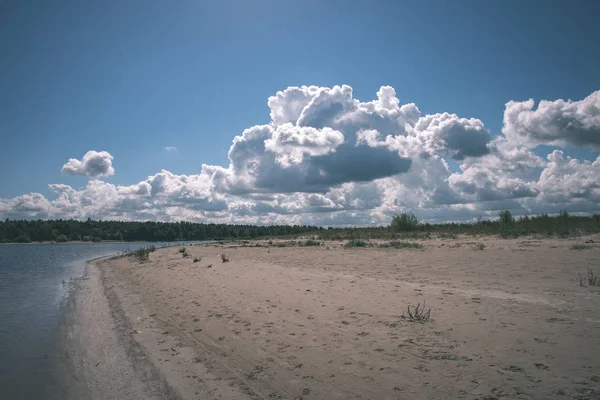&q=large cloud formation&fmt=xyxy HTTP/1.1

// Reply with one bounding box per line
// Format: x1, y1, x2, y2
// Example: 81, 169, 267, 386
2, 86, 600, 225
61, 150, 115, 178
